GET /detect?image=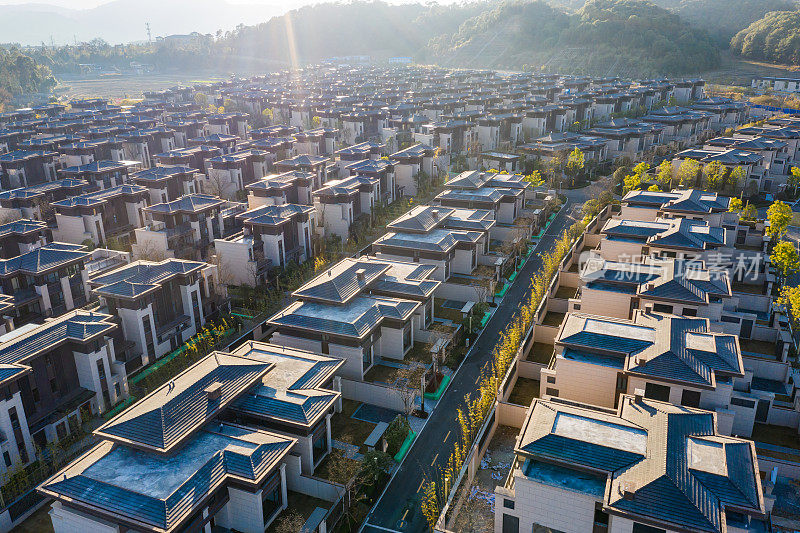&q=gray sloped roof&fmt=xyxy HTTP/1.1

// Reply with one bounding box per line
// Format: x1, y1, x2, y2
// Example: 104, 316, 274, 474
558, 312, 744, 388
237, 203, 314, 227
0, 242, 90, 276
268, 295, 419, 339
517, 397, 763, 533
144, 194, 224, 215
444, 170, 489, 190
95, 353, 271, 453
647, 218, 724, 251
637, 260, 731, 304
0, 310, 116, 385
90, 259, 205, 300
229, 343, 343, 427
386, 205, 454, 233
373, 229, 458, 253
662, 189, 730, 214
40, 423, 294, 531
293, 258, 390, 304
